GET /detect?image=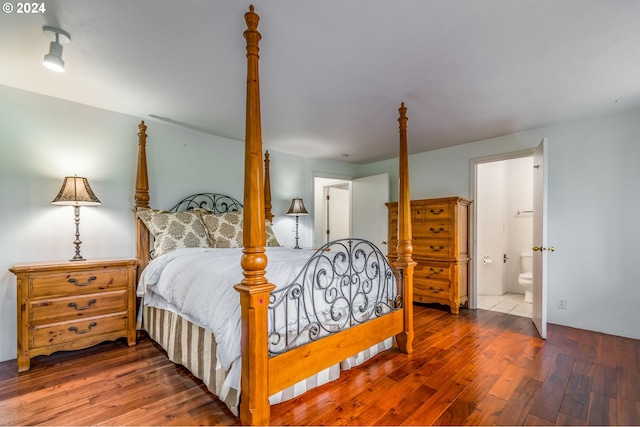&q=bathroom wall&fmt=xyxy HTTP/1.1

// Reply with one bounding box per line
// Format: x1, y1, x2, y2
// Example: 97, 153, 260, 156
504, 156, 534, 293
476, 161, 506, 295
476, 157, 533, 296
